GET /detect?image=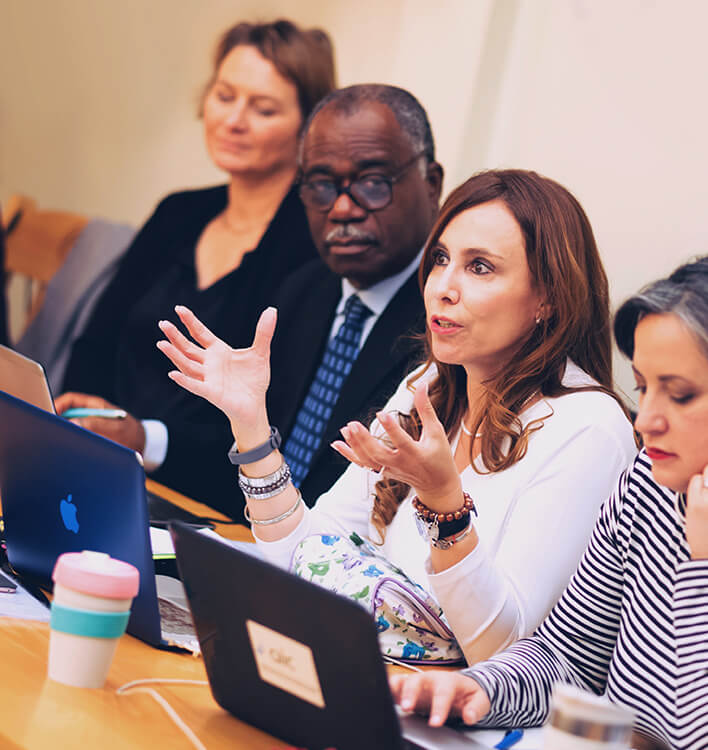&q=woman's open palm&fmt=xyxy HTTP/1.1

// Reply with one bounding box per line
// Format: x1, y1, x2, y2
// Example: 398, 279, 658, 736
157, 305, 276, 426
